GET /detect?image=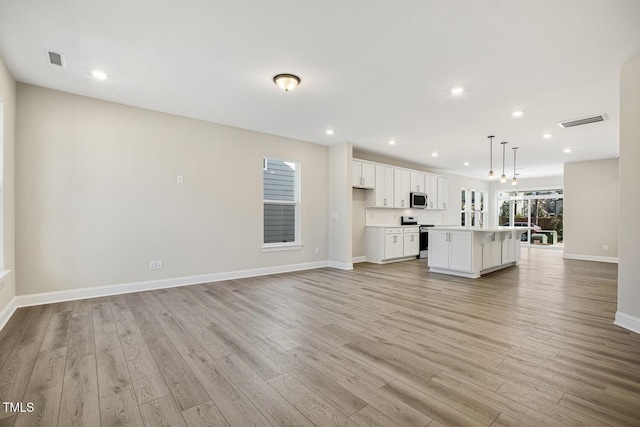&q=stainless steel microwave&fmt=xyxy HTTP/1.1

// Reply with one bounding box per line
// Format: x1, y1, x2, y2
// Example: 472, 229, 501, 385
410, 192, 428, 208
